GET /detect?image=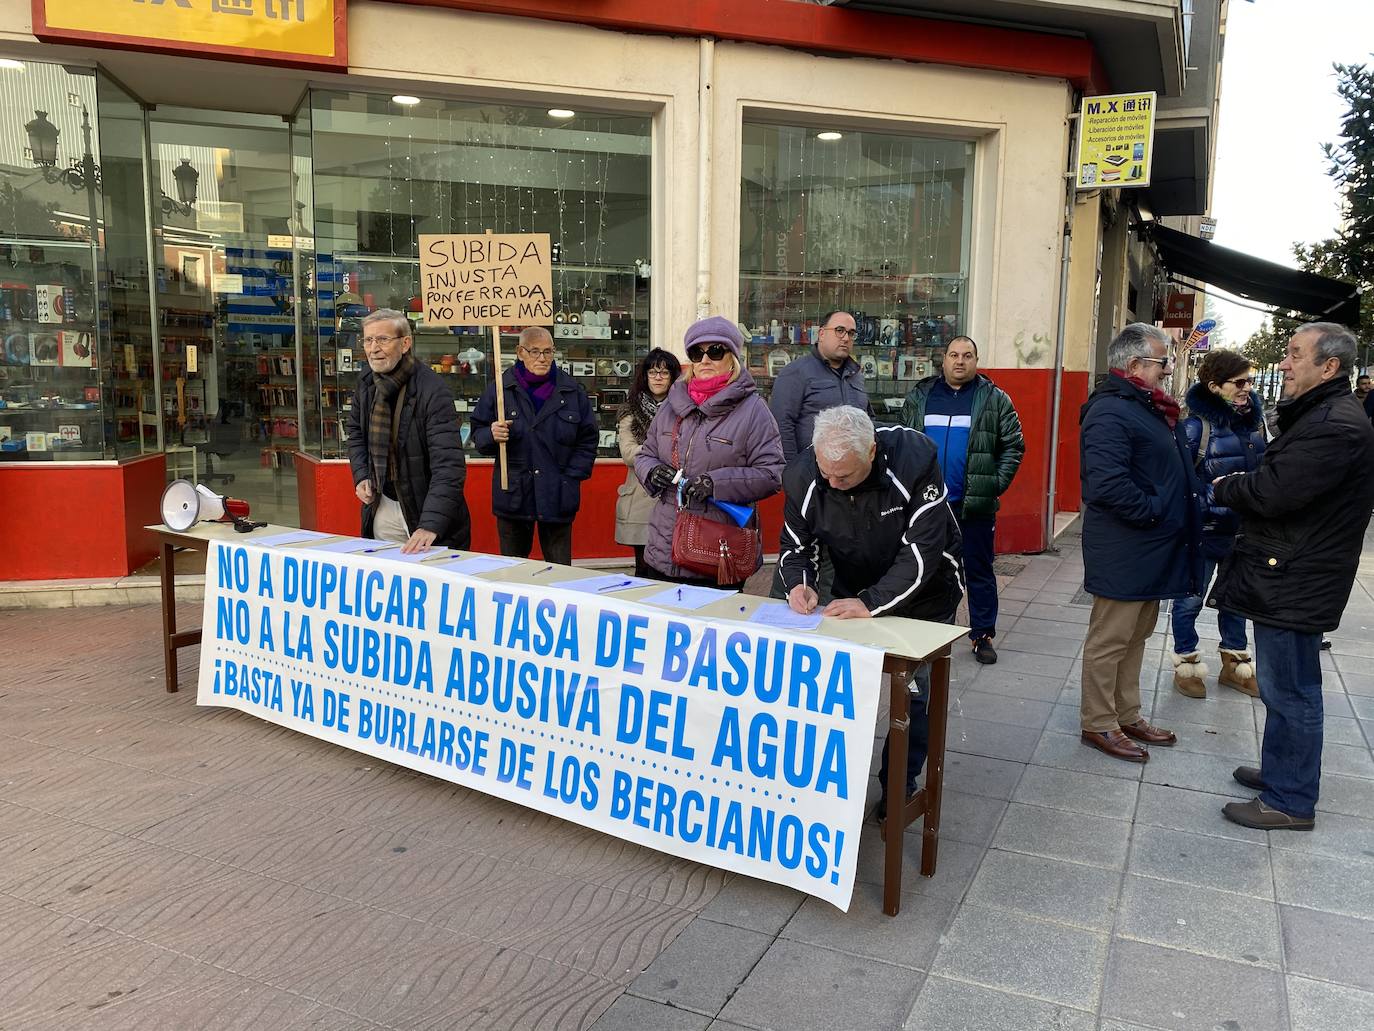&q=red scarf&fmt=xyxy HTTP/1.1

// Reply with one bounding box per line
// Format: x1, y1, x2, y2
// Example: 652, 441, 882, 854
688, 370, 732, 407
1113, 368, 1181, 428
